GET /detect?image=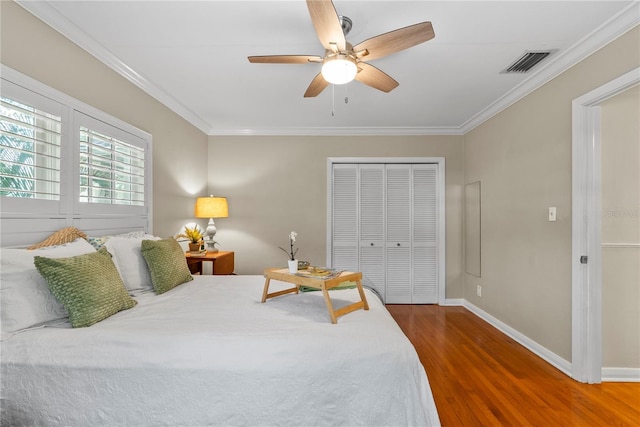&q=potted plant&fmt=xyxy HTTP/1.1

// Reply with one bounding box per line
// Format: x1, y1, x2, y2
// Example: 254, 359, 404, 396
177, 225, 203, 252
279, 231, 299, 273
